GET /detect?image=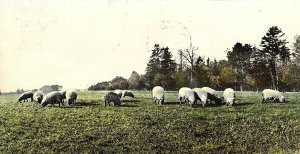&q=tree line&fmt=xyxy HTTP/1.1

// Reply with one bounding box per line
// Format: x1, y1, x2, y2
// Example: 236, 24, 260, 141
88, 26, 300, 92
